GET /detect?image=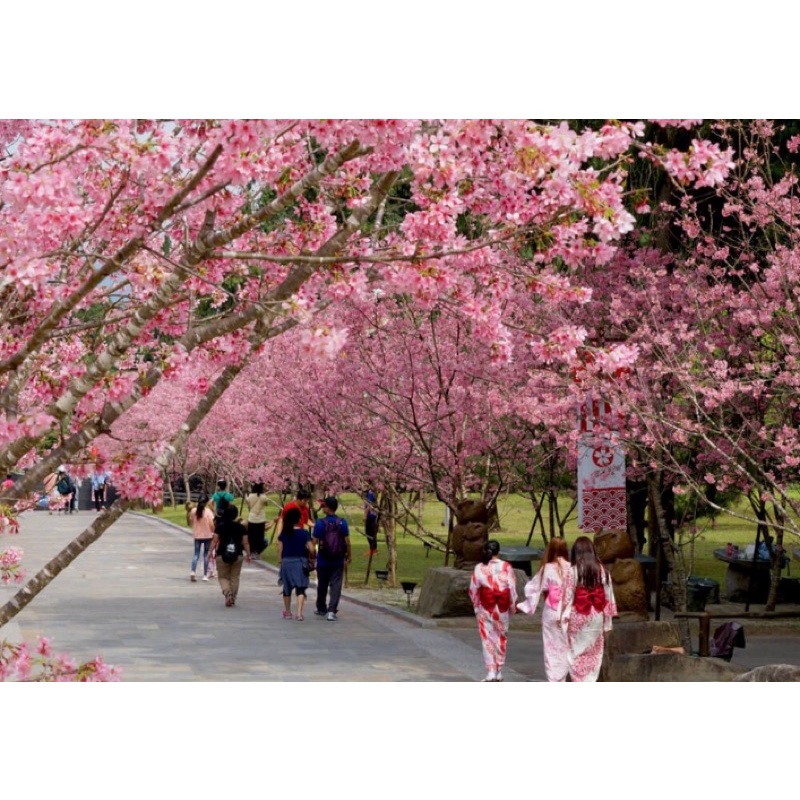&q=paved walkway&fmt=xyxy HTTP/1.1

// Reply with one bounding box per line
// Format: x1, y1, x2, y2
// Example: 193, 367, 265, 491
3, 509, 798, 681
1, 510, 533, 681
